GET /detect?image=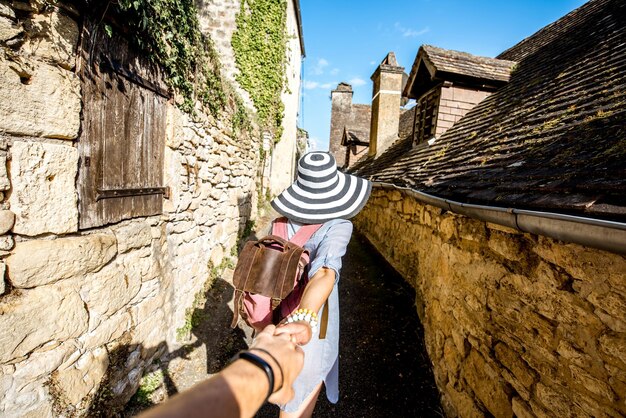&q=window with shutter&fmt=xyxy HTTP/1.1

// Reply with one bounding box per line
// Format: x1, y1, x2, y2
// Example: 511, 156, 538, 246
77, 19, 169, 229
412, 88, 441, 146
